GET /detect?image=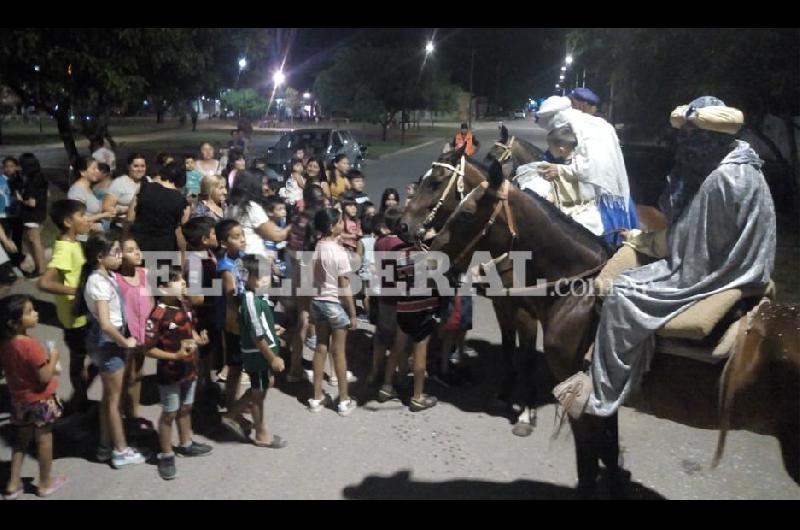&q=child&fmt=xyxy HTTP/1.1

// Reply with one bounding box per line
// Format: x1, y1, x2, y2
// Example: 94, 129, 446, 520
184, 154, 204, 202
361, 201, 377, 219
145, 267, 212, 480
182, 216, 220, 394
221, 254, 287, 448
264, 196, 288, 279
308, 208, 357, 416
37, 199, 96, 412
93, 162, 114, 204
115, 235, 155, 430
368, 208, 405, 386
378, 208, 439, 412
75, 233, 144, 468
346, 170, 371, 207
436, 290, 474, 386
339, 196, 362, 255
1, 295, 68, 499
214, 219, 250, 424
379, 188, 400, 214
279, 158, 305, 206
405, 182, 418, 207
357, 211, 378, 324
